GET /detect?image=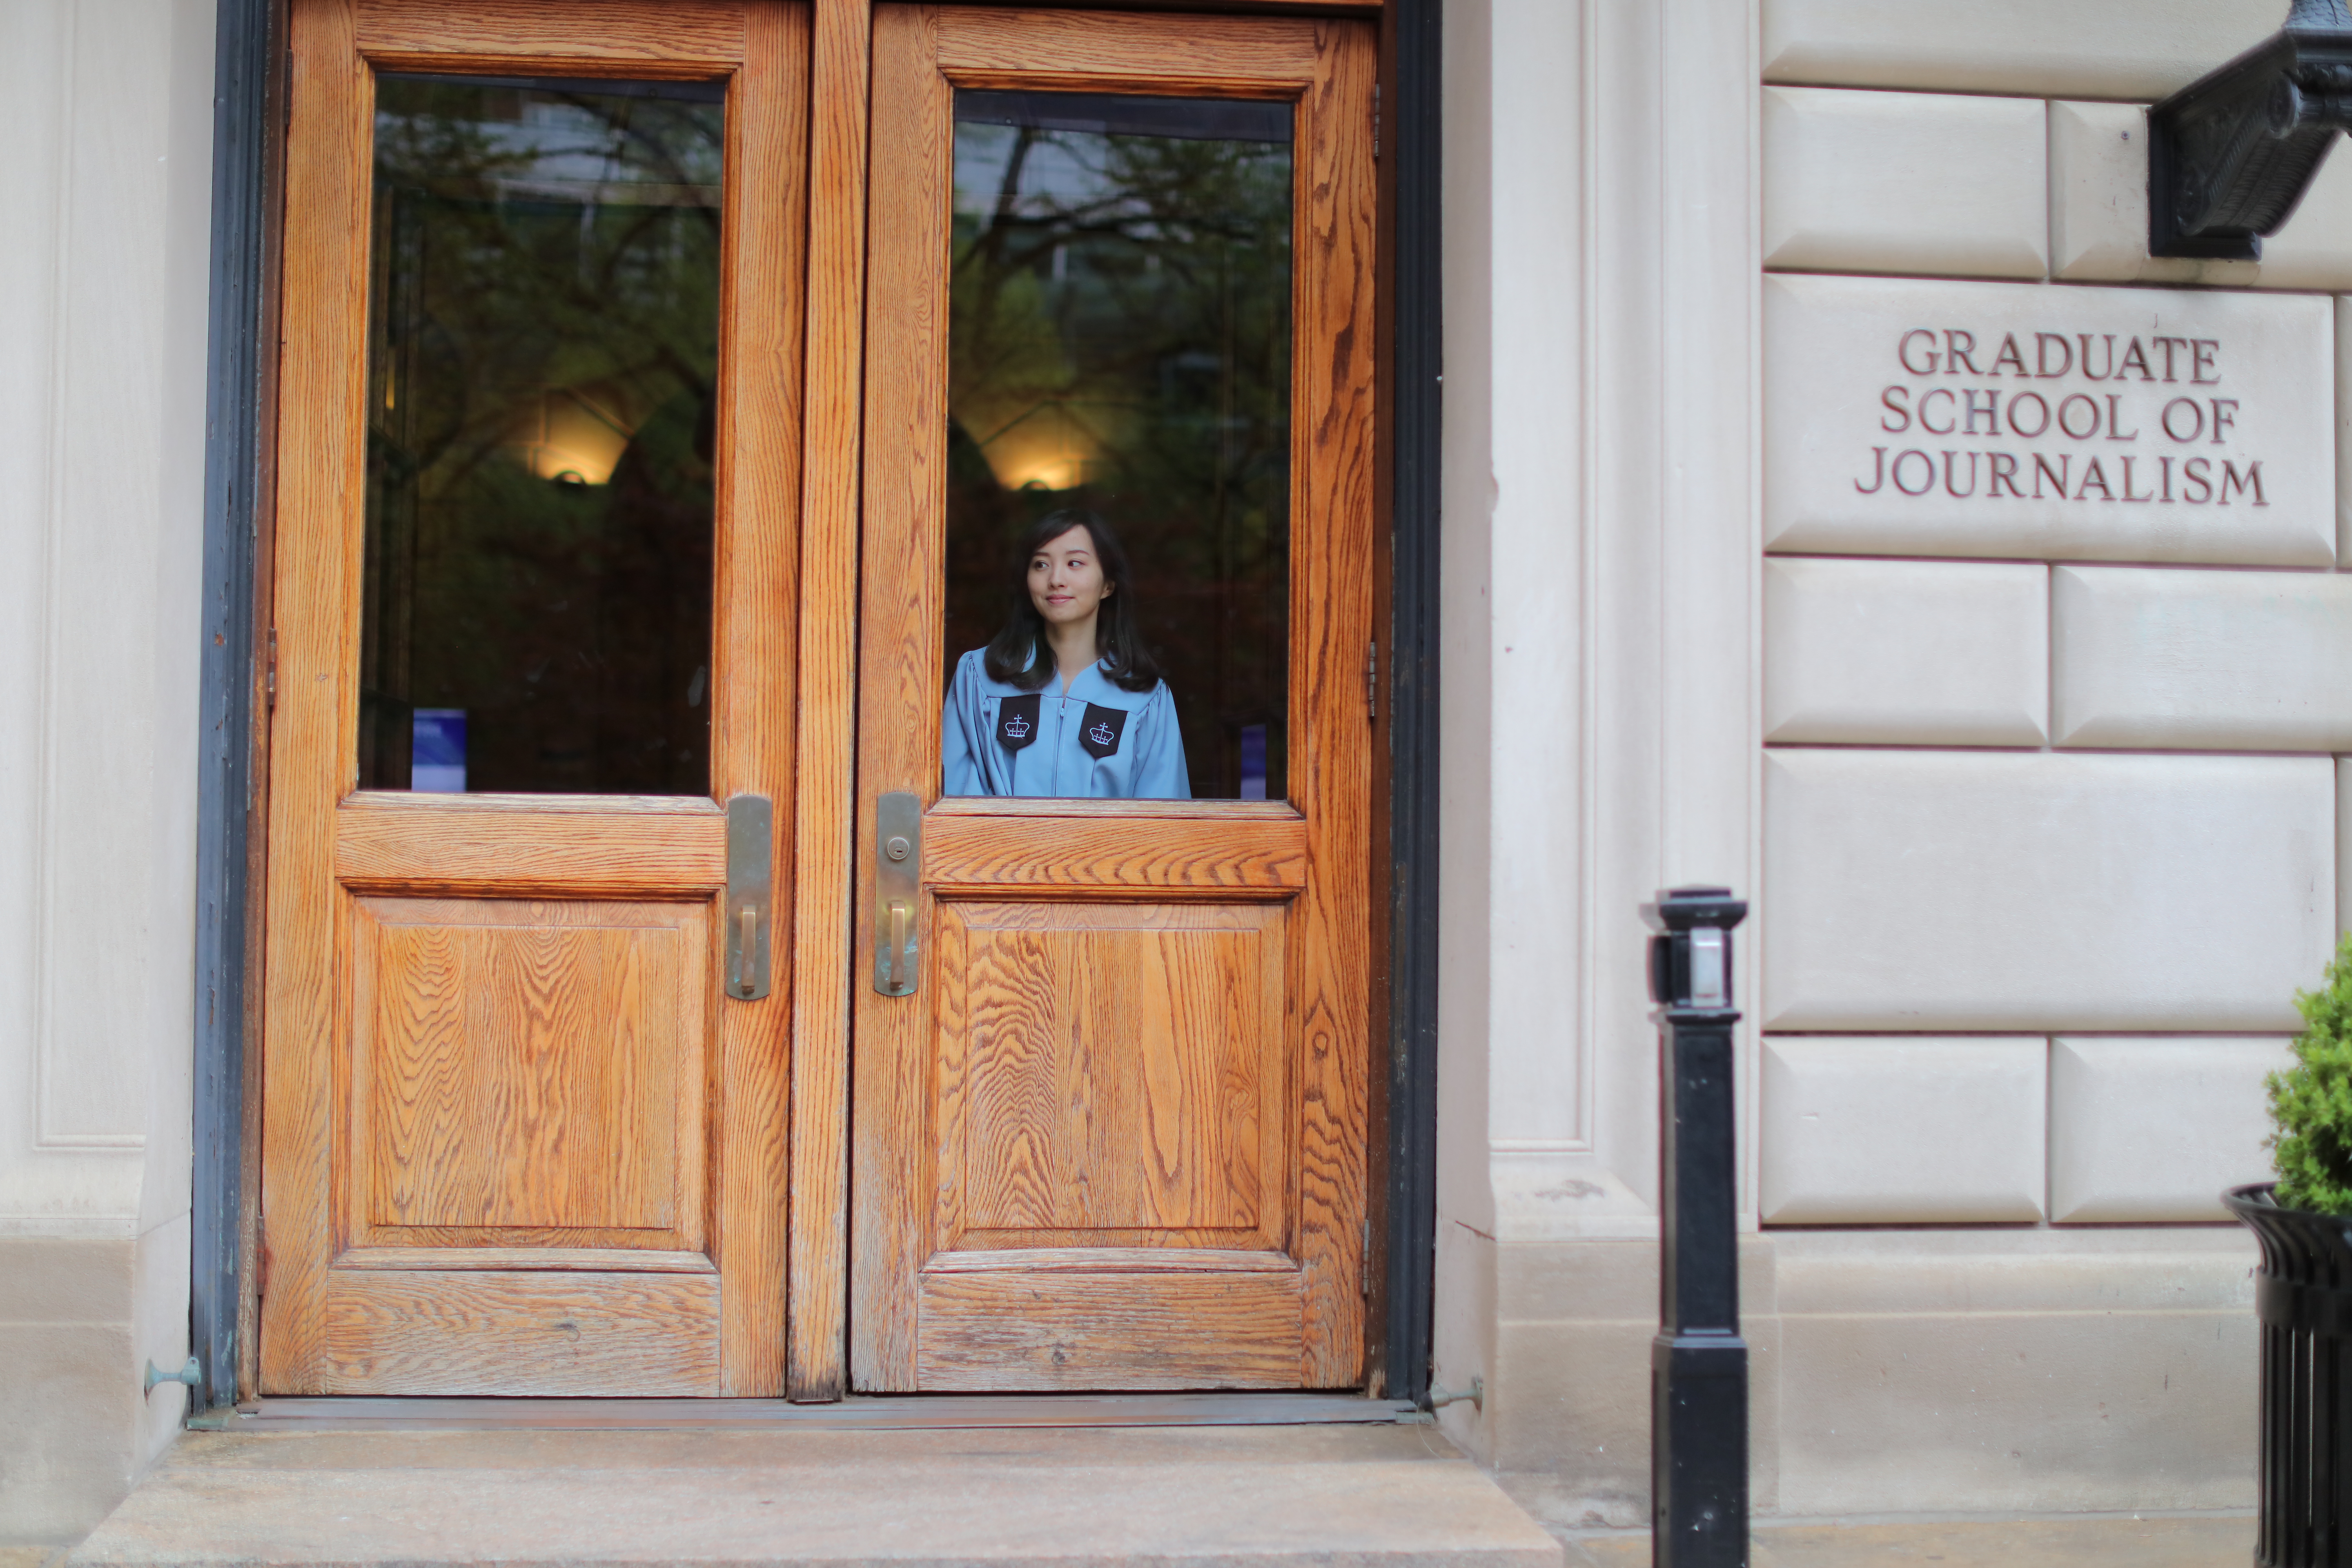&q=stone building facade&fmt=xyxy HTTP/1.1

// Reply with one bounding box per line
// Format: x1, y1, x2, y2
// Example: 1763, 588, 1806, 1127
2, 0, 2343, 1546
